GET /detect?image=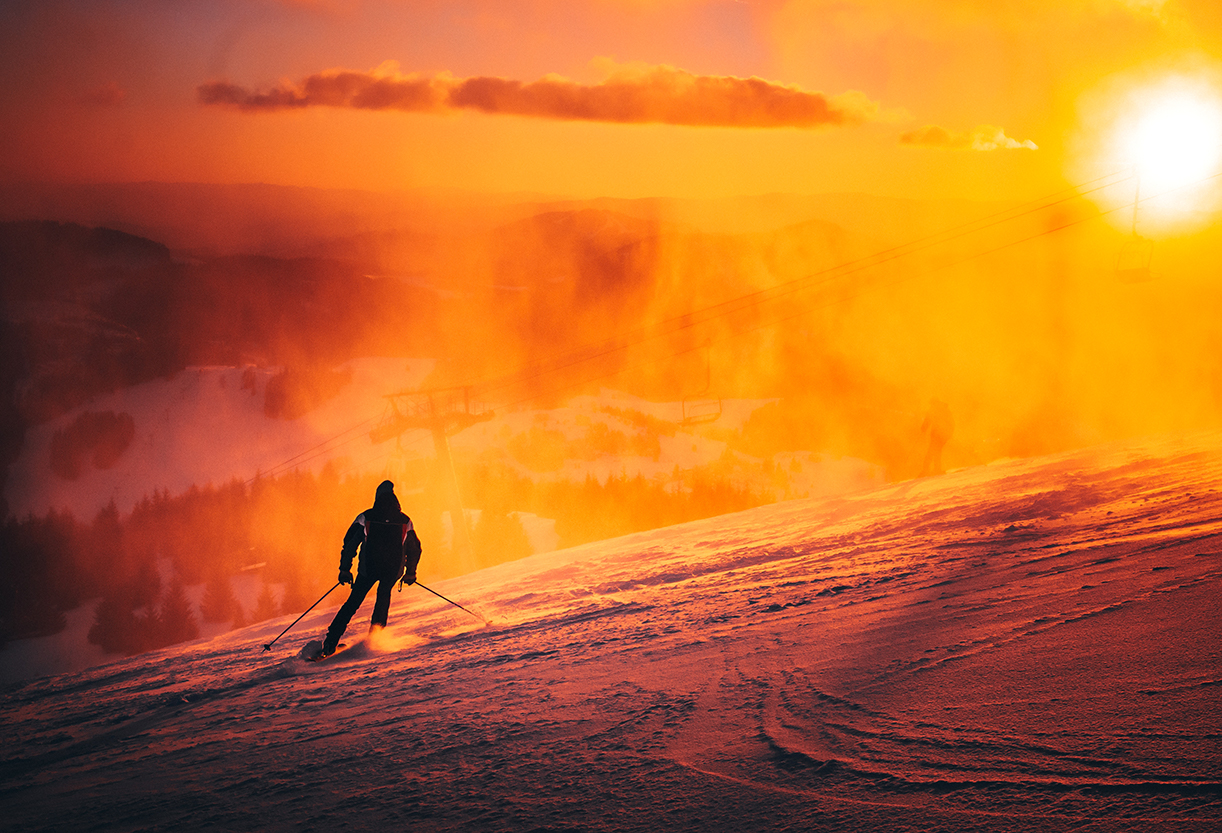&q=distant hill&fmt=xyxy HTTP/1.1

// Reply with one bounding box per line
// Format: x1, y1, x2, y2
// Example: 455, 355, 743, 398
0, 221, 447, 517
6, 183, 1222, 526
0, 182, 548, 258
0, 180, 1022, 256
